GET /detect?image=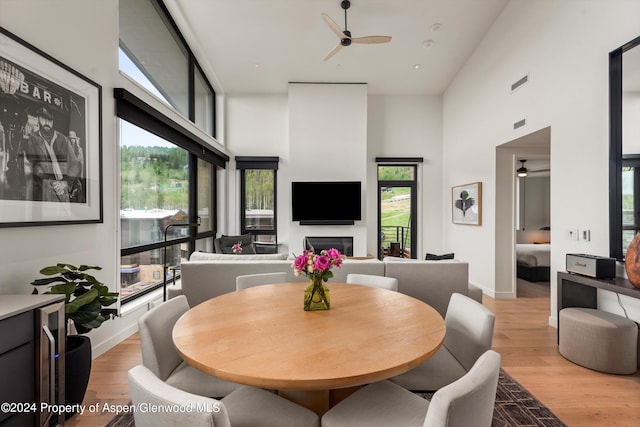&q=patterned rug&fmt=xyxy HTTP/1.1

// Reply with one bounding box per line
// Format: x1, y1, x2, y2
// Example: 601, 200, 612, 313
106, 369, 565, 427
